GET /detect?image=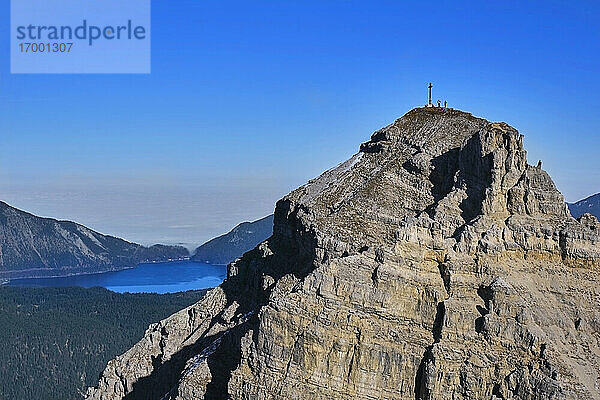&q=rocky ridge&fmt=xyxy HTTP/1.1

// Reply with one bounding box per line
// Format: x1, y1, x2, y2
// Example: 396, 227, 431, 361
86, 107, 600, 400
0, 202, 188, 279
